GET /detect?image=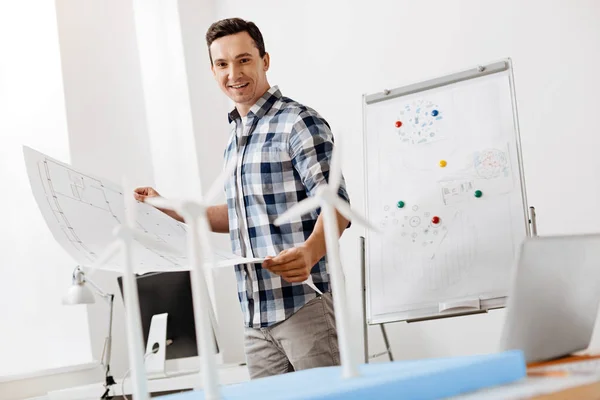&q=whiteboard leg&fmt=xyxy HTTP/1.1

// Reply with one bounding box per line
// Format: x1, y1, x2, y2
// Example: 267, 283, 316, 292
529, 206, 538, 236
380, 324, 394, 362
361, 236, 394, 363
360, 236, 368, 364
